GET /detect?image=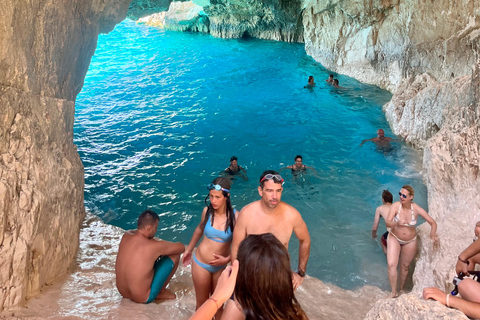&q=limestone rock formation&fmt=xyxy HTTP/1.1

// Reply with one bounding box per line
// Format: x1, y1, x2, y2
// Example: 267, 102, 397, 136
205, 0, 304, 41
0, 0, 131, 311
128, 0, 173, 20
139, 1, 209, 32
